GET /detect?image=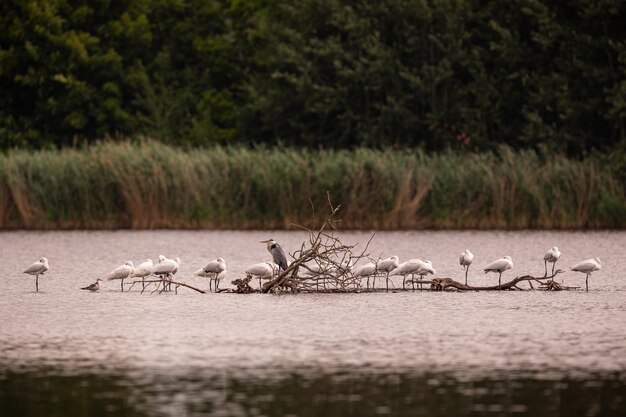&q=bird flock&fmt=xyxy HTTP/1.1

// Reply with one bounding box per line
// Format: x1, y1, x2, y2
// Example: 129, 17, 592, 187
22, 241, 603, 293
